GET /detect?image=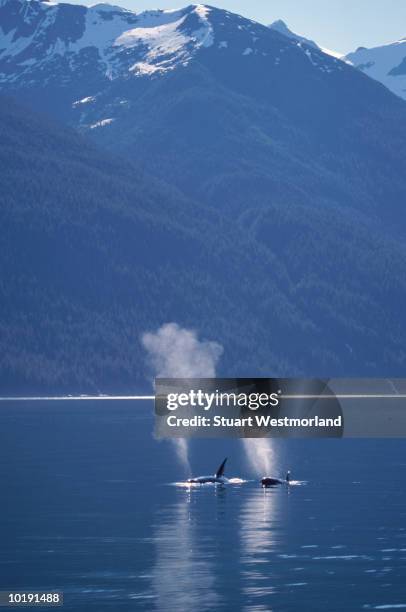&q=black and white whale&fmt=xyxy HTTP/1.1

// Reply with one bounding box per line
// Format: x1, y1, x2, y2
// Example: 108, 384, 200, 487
261, 471, 291, 487
188, 458, 228, 484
